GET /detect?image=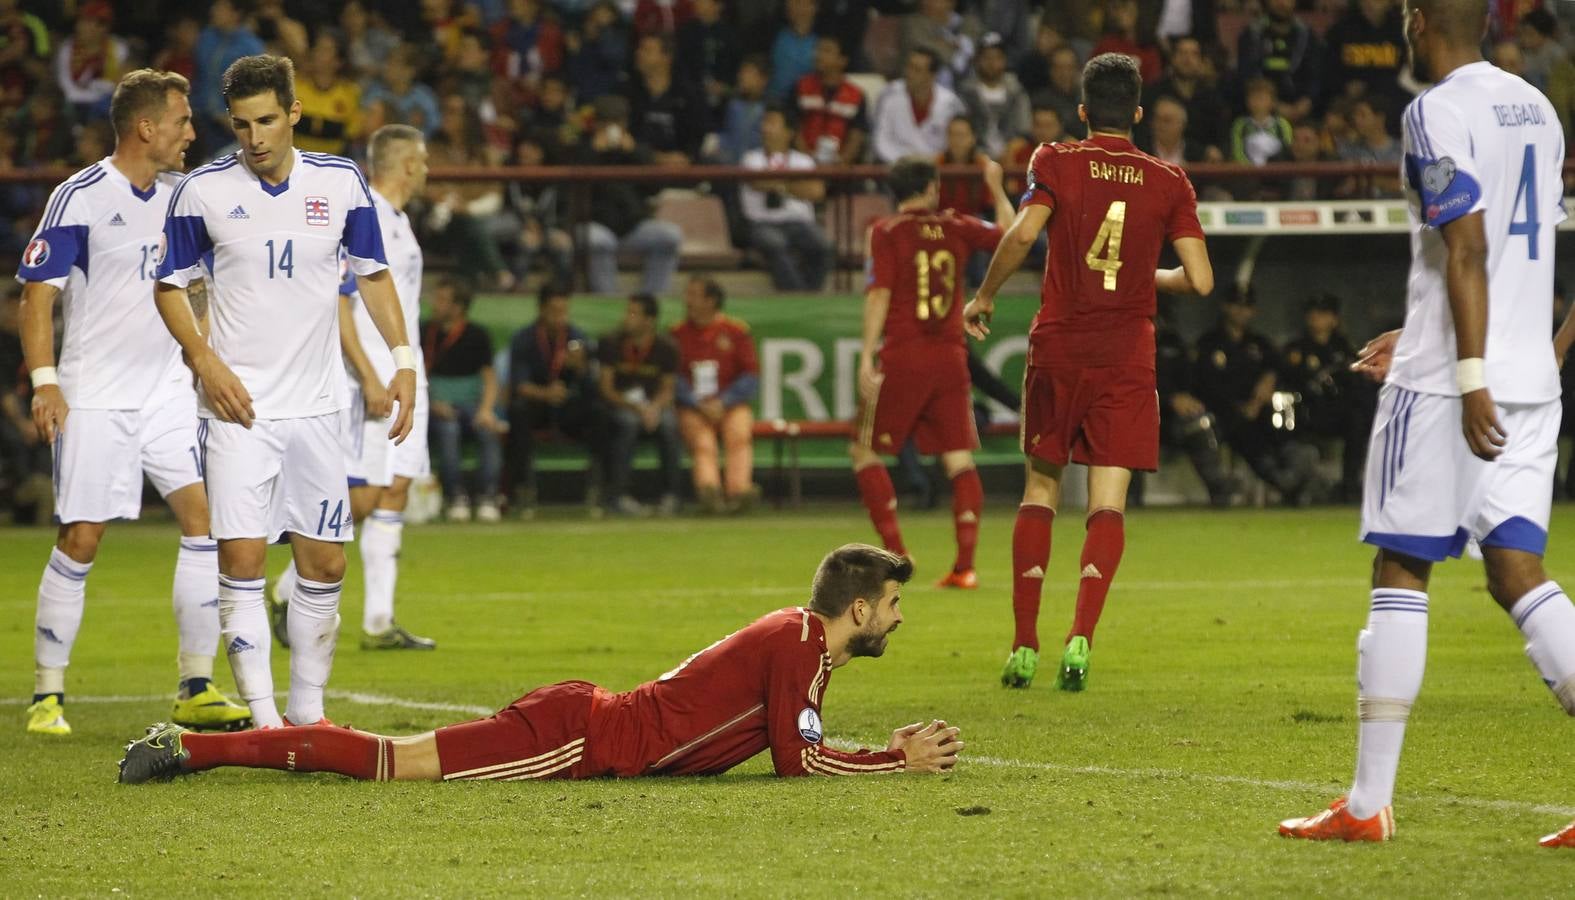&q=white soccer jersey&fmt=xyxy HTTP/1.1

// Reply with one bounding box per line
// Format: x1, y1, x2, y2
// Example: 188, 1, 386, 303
157, 148, 388, 419
1391, 61, 1566, 403
16, 159, 185, 409
346, 186, 425, 387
